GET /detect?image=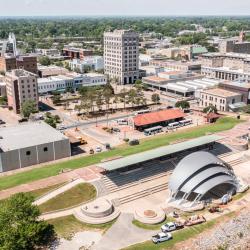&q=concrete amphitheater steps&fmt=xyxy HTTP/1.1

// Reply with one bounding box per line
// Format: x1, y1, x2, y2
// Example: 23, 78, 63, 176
226, 158, 244, 167
101, 162, 174, 194
118, 183, 169, 205
103, 170, 172, 194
